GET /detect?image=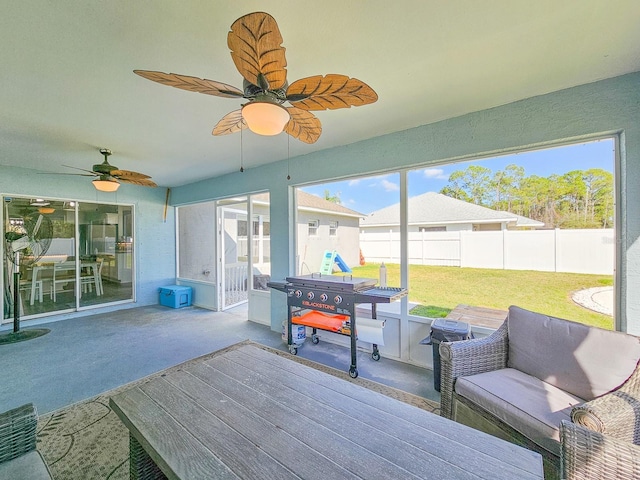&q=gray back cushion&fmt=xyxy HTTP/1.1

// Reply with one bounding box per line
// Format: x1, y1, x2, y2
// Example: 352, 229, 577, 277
507, 306, 640, 401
